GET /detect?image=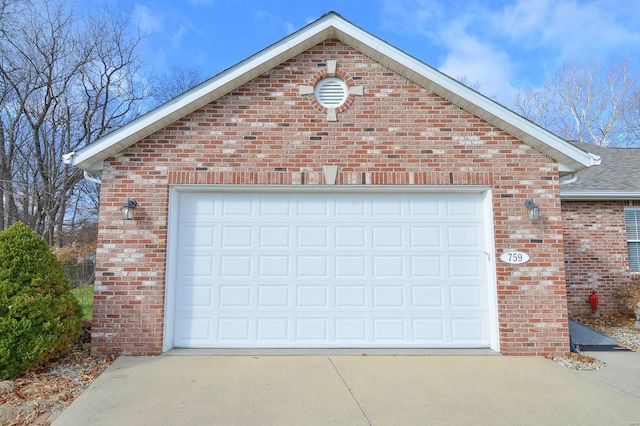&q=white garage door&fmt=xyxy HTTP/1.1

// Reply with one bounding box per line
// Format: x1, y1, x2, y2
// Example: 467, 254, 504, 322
170, 190, 492, 348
